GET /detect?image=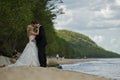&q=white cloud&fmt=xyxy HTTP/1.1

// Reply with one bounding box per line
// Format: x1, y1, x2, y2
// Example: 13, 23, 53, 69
110, 38, 117, 44
94, 5, 115, 19
54, 5, 73, 29
88, 19, 120, 28
55, 0, 120, 30
115, 0, 120, 6
91, 35, 103, 43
